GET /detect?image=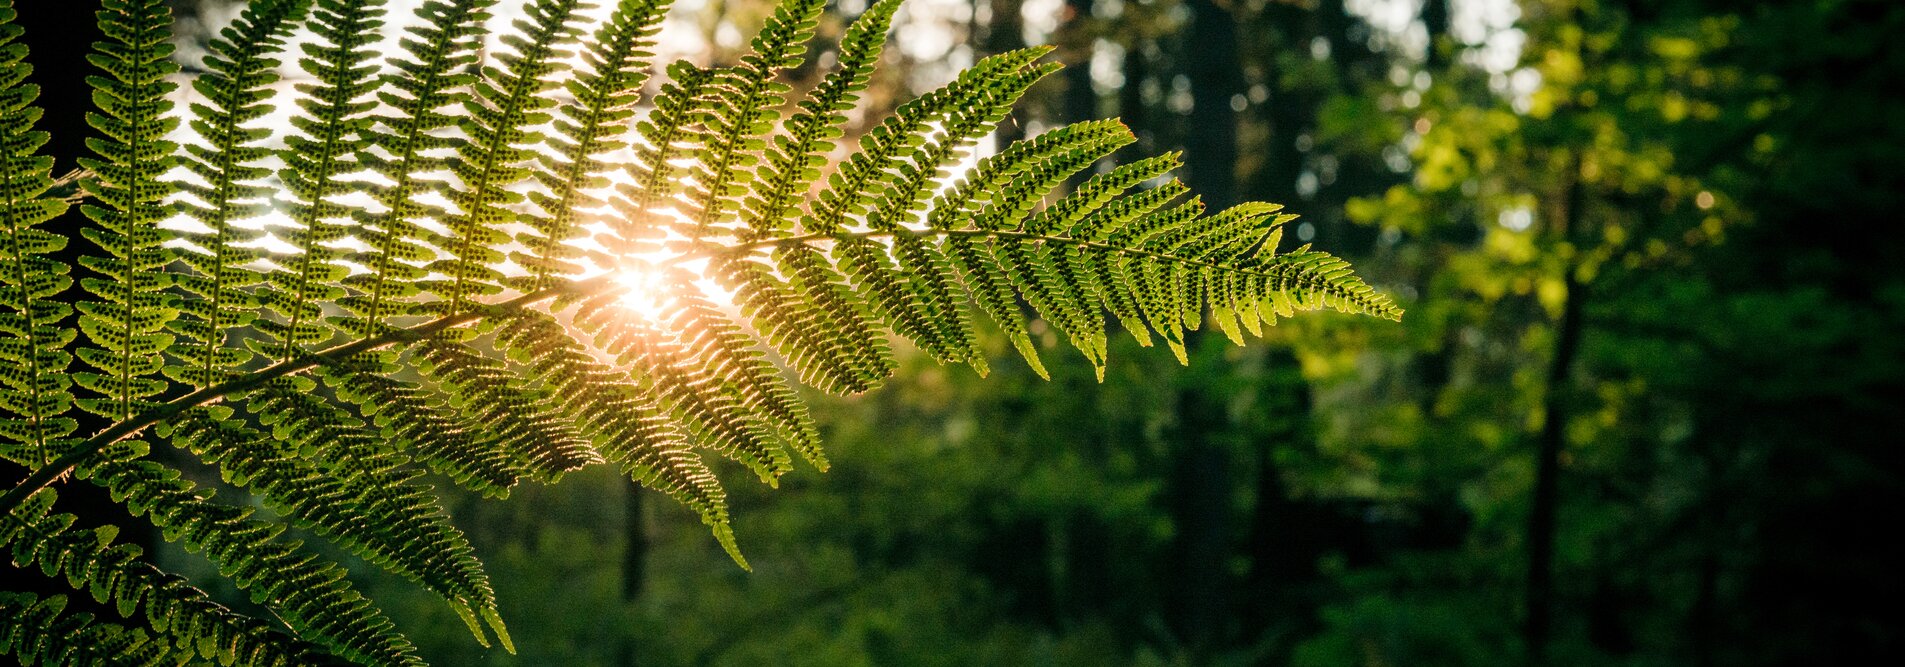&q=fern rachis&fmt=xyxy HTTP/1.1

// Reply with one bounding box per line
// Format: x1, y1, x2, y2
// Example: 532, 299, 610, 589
0, 0, 1399, 663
